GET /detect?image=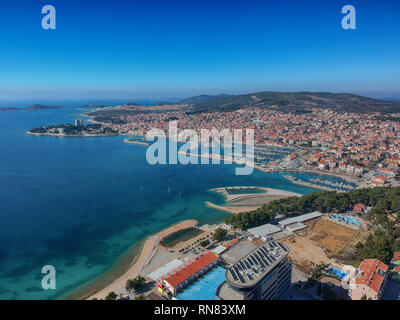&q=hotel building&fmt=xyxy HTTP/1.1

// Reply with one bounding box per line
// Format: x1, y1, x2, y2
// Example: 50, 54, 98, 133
157, 251, 219, 296
216, 241, 292, 300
